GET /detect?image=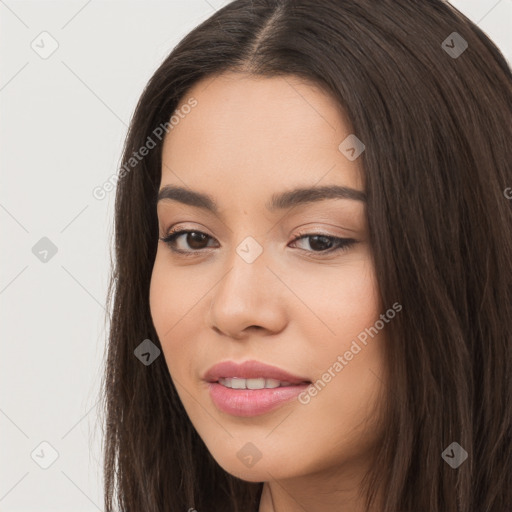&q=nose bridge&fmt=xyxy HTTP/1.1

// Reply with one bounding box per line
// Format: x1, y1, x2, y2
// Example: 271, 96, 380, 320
208, 233, 285, 335
217, 234, 270, 304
